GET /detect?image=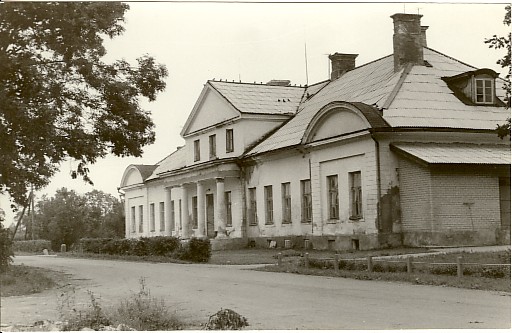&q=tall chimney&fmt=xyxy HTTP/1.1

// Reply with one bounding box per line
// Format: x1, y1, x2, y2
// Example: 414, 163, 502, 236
420, 26, 429, 47
329, 53, 358, 80
391, 13, 424, 72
